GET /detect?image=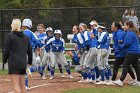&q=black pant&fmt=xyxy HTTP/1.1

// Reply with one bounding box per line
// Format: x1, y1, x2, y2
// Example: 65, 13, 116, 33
120, 54, 140, 81
112, 57, 135, 81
